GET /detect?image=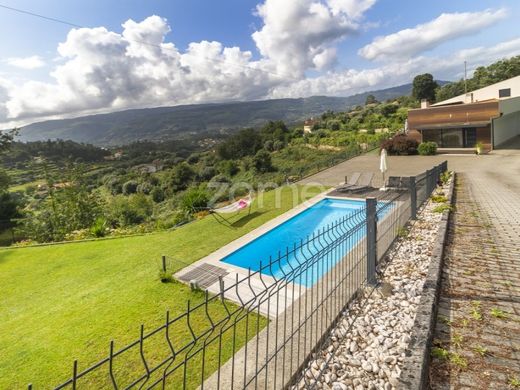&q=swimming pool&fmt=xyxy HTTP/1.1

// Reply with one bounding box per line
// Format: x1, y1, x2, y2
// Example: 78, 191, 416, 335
221, 198, 373, 286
